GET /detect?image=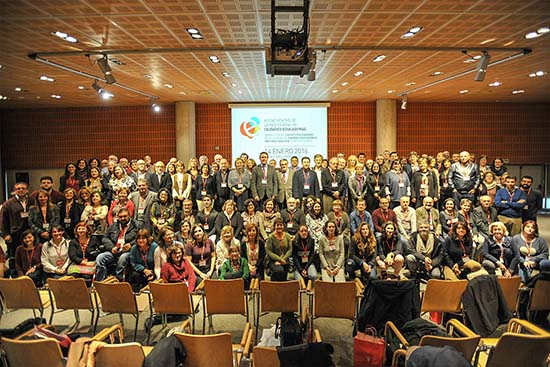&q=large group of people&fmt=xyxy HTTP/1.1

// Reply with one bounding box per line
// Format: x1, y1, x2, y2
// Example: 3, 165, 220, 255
0, 149, 545, 290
